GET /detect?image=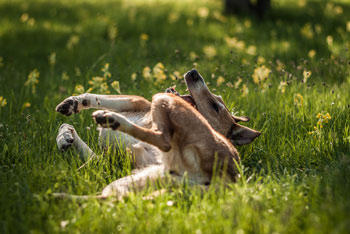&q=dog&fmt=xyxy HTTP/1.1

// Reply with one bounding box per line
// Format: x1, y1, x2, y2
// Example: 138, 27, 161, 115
55, 69, 260, 199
